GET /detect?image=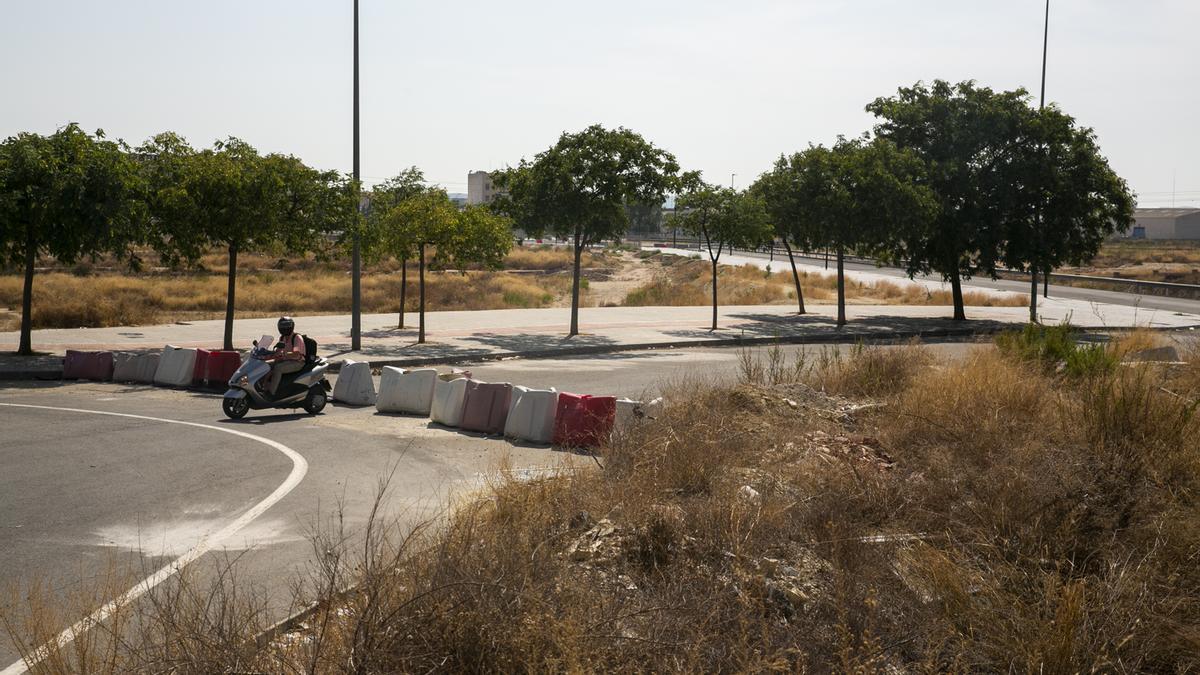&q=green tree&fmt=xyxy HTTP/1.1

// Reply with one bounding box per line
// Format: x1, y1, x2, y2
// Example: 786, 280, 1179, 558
0, 125, 147, 355
676, 174, 772, 330
752, 159, 825, 315
867, 80, 1034, 320
1001, 106, 1134, 321
139, 136, 346, 349
494, 125, 678, 336
366, 168, 427, 328
770, 138, 935, 327
381, 190, 459, 344
446, 205, 513, 272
